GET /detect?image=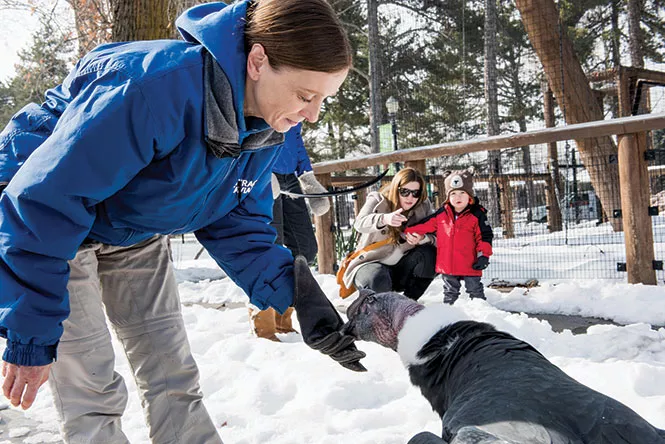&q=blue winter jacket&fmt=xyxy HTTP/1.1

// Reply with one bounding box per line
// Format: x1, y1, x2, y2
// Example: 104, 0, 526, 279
272, 123, 313, 176
0, 0, 295, 366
